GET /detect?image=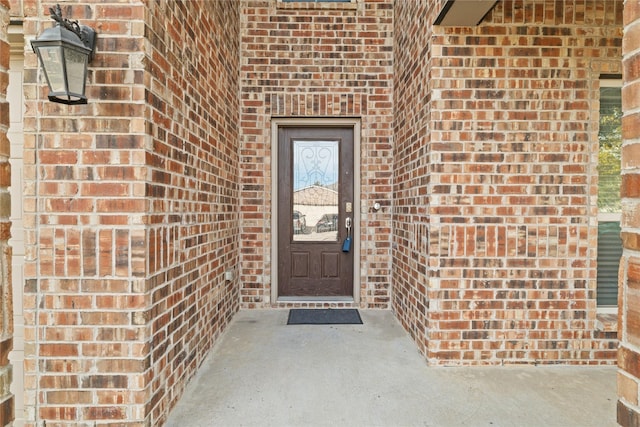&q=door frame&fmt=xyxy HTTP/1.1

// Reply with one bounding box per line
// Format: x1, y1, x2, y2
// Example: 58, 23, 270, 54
271, 118, 361, 304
